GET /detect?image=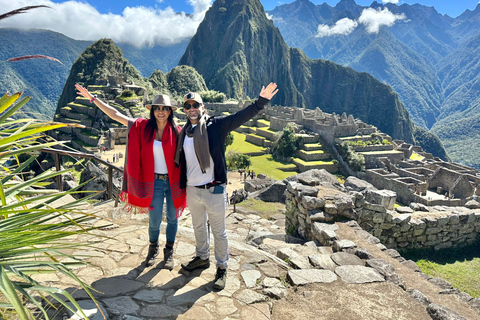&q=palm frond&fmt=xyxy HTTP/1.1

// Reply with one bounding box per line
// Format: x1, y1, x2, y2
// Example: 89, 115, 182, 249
7, 55, 63, 65
0, 5, 51, 21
